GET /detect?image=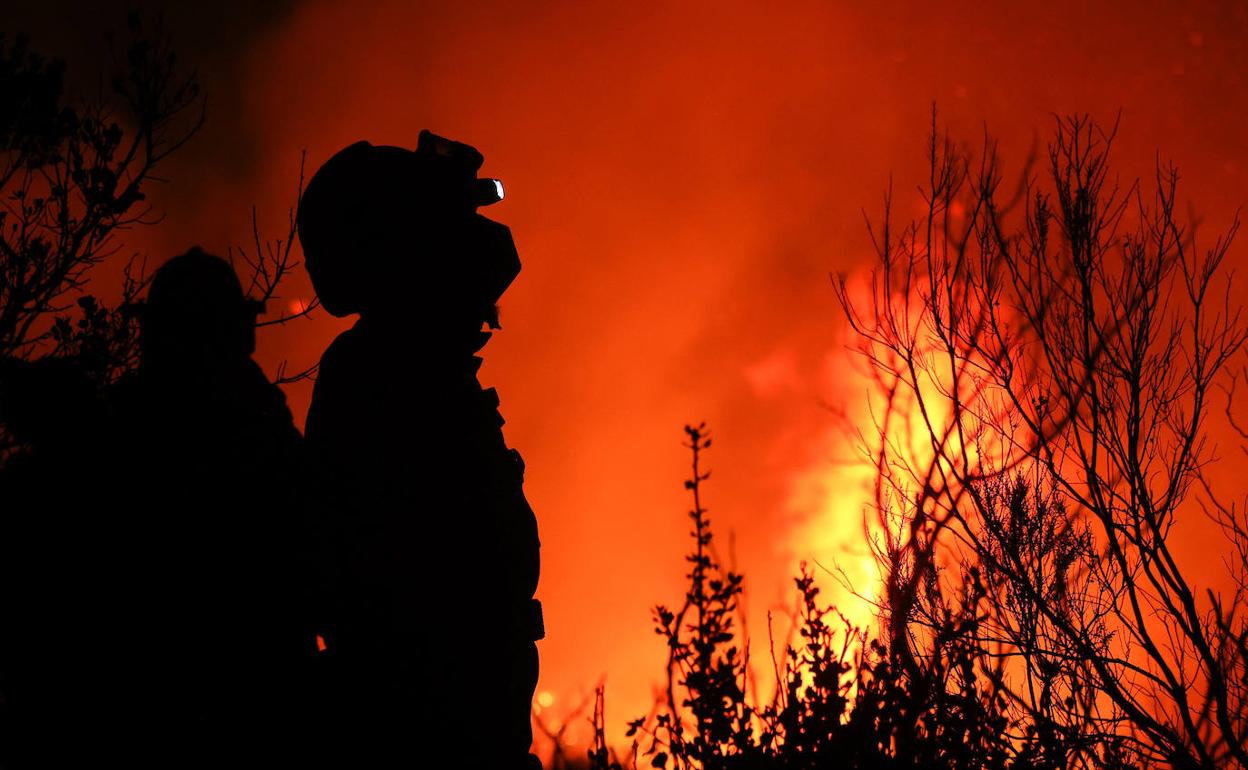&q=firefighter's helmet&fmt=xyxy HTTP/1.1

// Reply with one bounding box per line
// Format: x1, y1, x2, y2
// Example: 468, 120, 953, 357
296, 130, 520, 324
